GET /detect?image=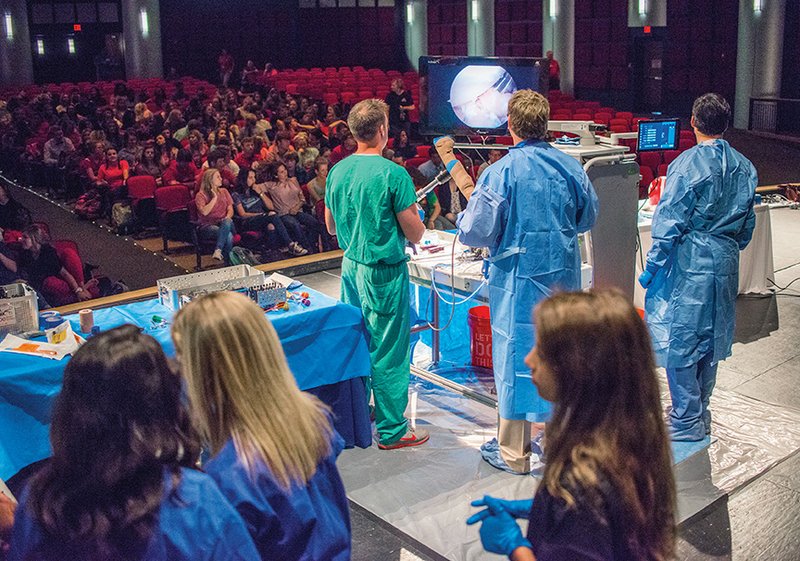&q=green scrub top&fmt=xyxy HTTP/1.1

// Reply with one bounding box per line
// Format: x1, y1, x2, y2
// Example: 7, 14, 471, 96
325, 154, 417, 266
